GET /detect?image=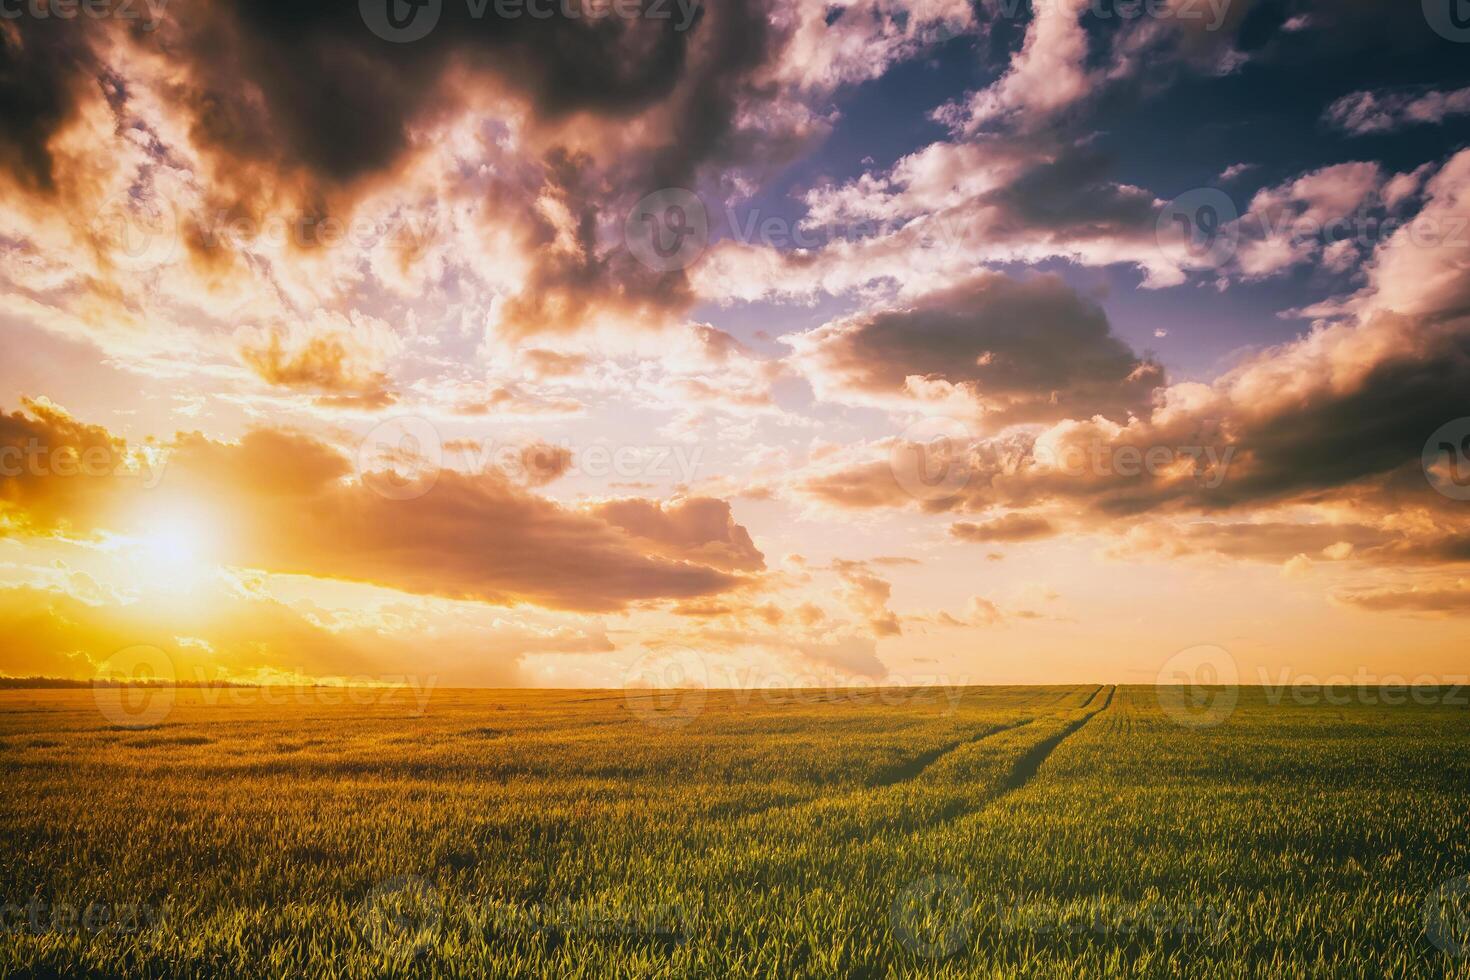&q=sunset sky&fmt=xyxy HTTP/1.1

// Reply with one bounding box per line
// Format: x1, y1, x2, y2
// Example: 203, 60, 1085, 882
2, 0, 1470, 689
